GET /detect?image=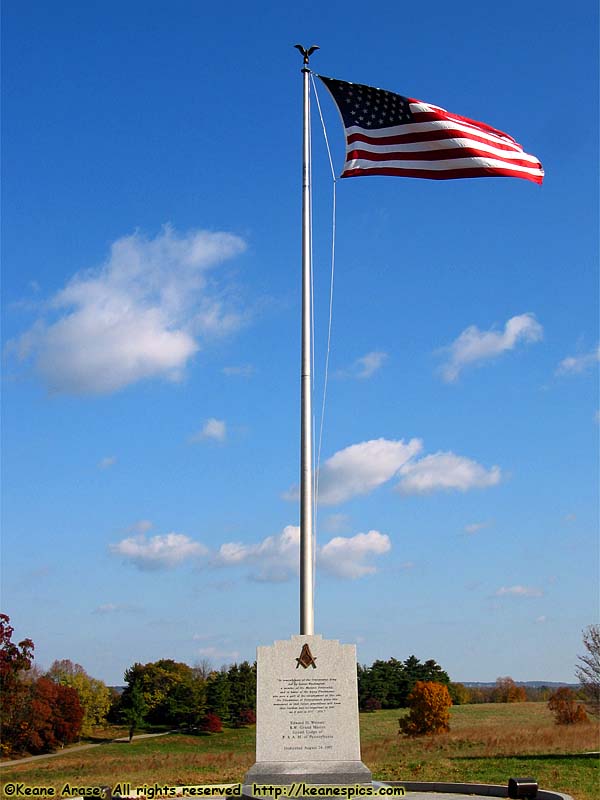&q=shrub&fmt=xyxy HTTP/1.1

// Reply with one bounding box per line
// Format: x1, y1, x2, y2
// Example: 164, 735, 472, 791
364, 697, 382, 712
548, 687, 588, 725
399, 680, 452, 736
200, 712, 223, 733
238, 708, 256, 726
